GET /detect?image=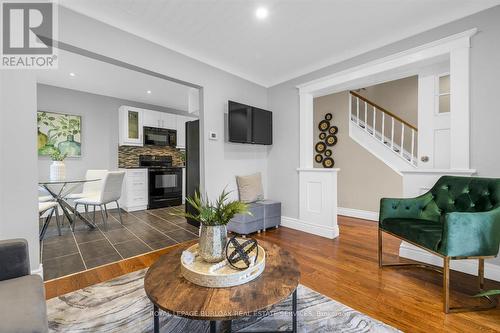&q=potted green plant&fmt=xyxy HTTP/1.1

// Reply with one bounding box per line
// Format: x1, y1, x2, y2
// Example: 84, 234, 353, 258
49, 150, 68, 181
180, 190, 249, 263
